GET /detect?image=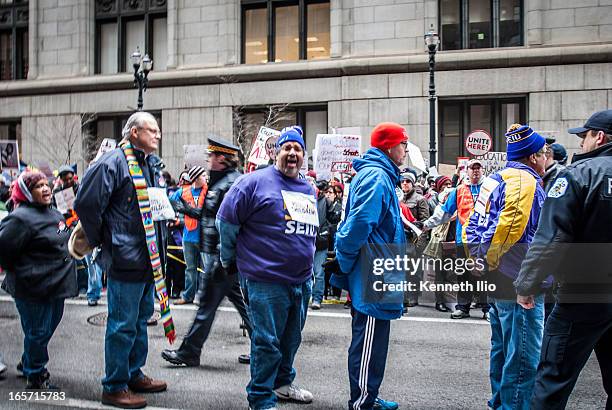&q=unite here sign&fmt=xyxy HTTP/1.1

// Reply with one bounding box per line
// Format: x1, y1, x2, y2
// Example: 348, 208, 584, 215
465, 130, 492, 157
